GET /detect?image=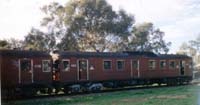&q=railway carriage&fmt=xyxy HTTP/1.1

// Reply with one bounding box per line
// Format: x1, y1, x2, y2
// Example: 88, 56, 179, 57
0, 50, 193, 98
